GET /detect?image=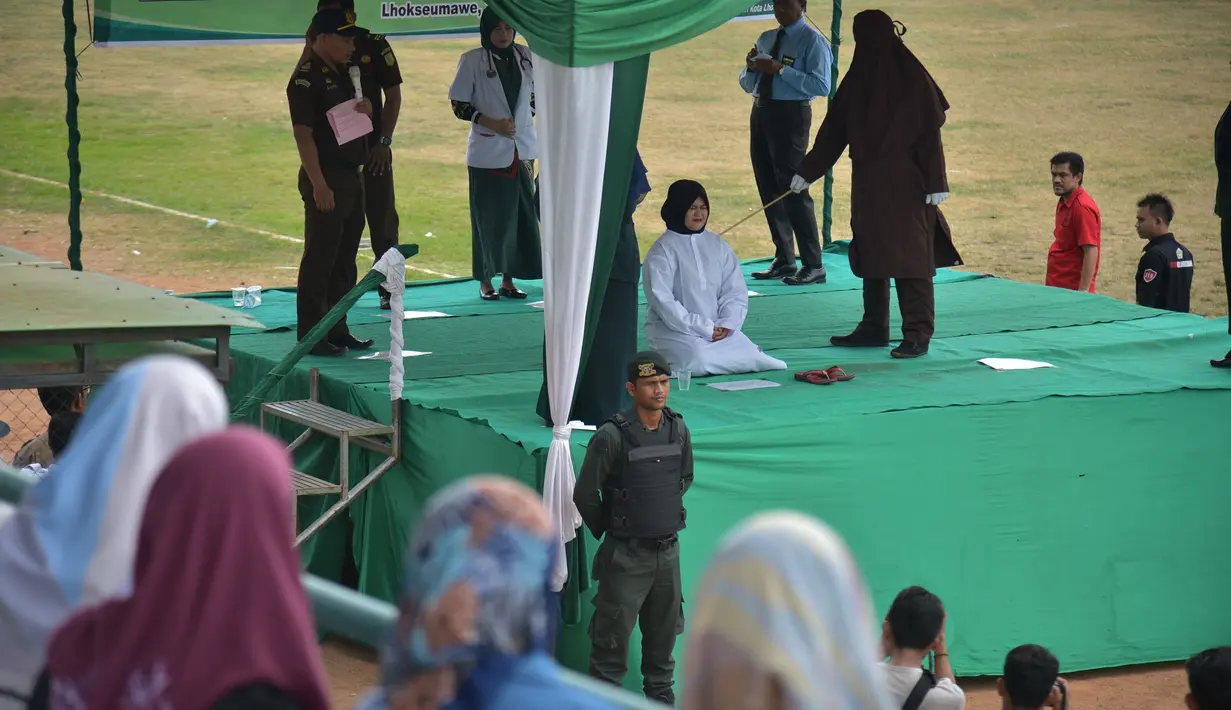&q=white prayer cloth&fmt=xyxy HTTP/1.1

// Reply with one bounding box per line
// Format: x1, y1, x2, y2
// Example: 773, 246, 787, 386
642, 229, 787, 376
